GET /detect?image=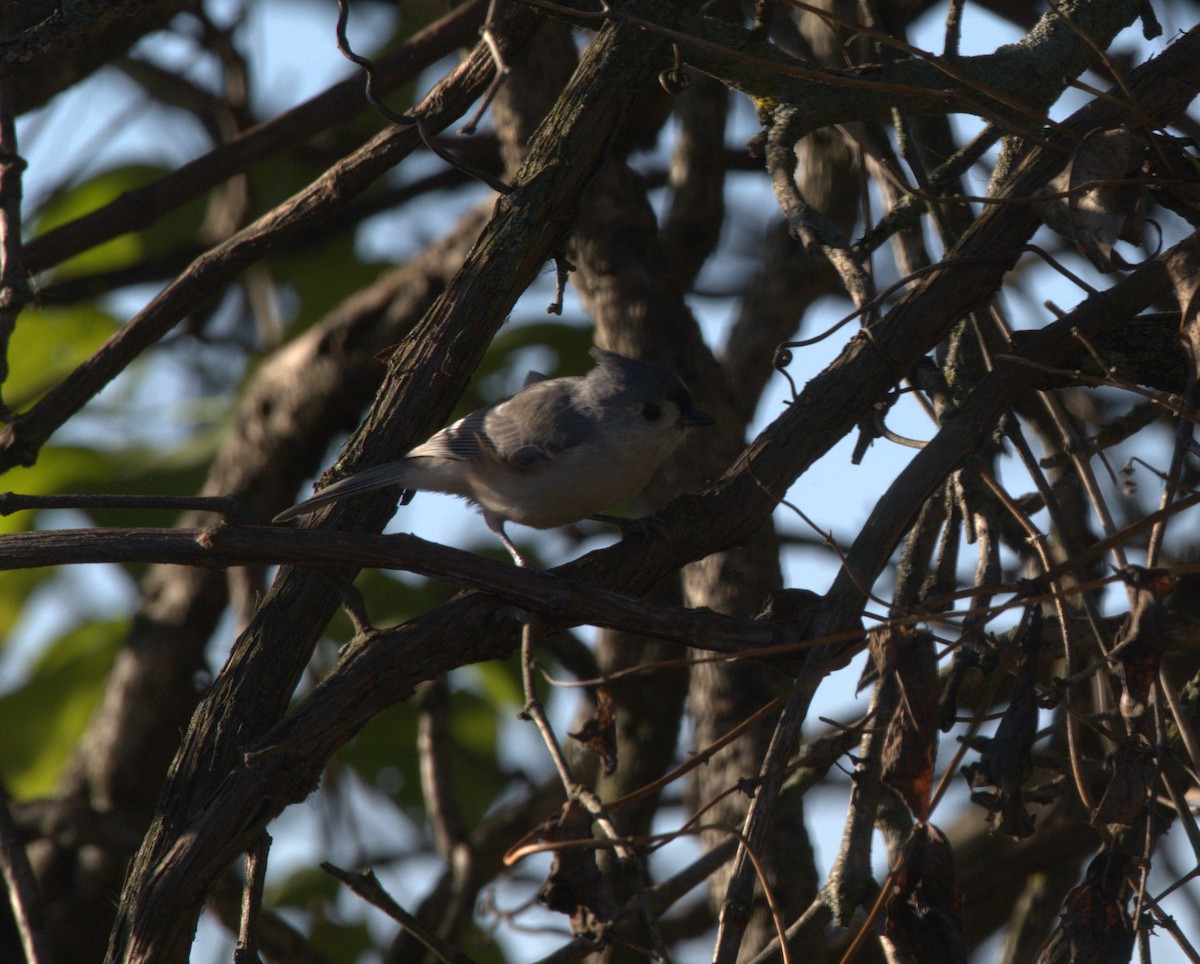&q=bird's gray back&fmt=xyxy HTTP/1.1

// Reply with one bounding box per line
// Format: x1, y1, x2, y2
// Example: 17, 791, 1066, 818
406, 376, 599, 468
